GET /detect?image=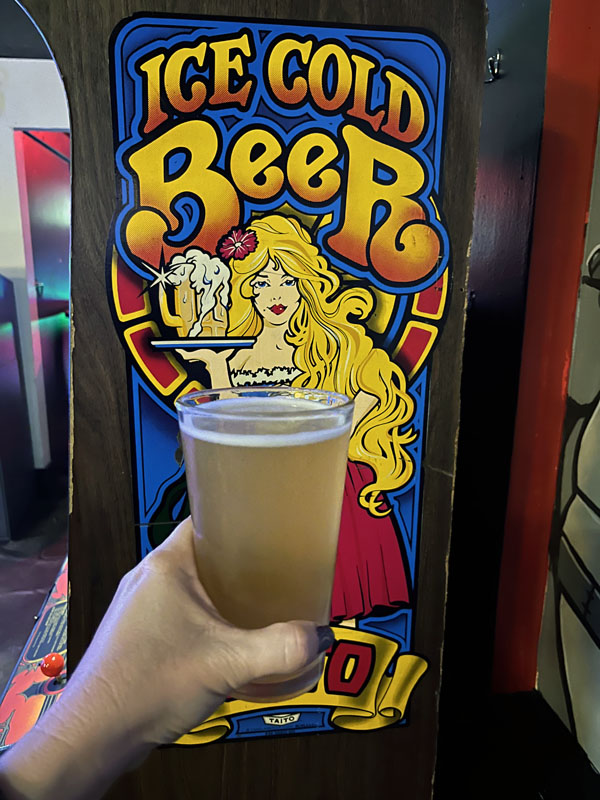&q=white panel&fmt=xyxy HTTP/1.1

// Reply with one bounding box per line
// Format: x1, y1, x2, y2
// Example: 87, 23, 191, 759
0, 58, 69, 279
560, 598, 600, 771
